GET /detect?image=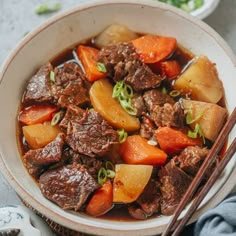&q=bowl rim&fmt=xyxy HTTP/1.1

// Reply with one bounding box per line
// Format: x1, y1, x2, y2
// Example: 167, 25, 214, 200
0, 0, 236, 235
